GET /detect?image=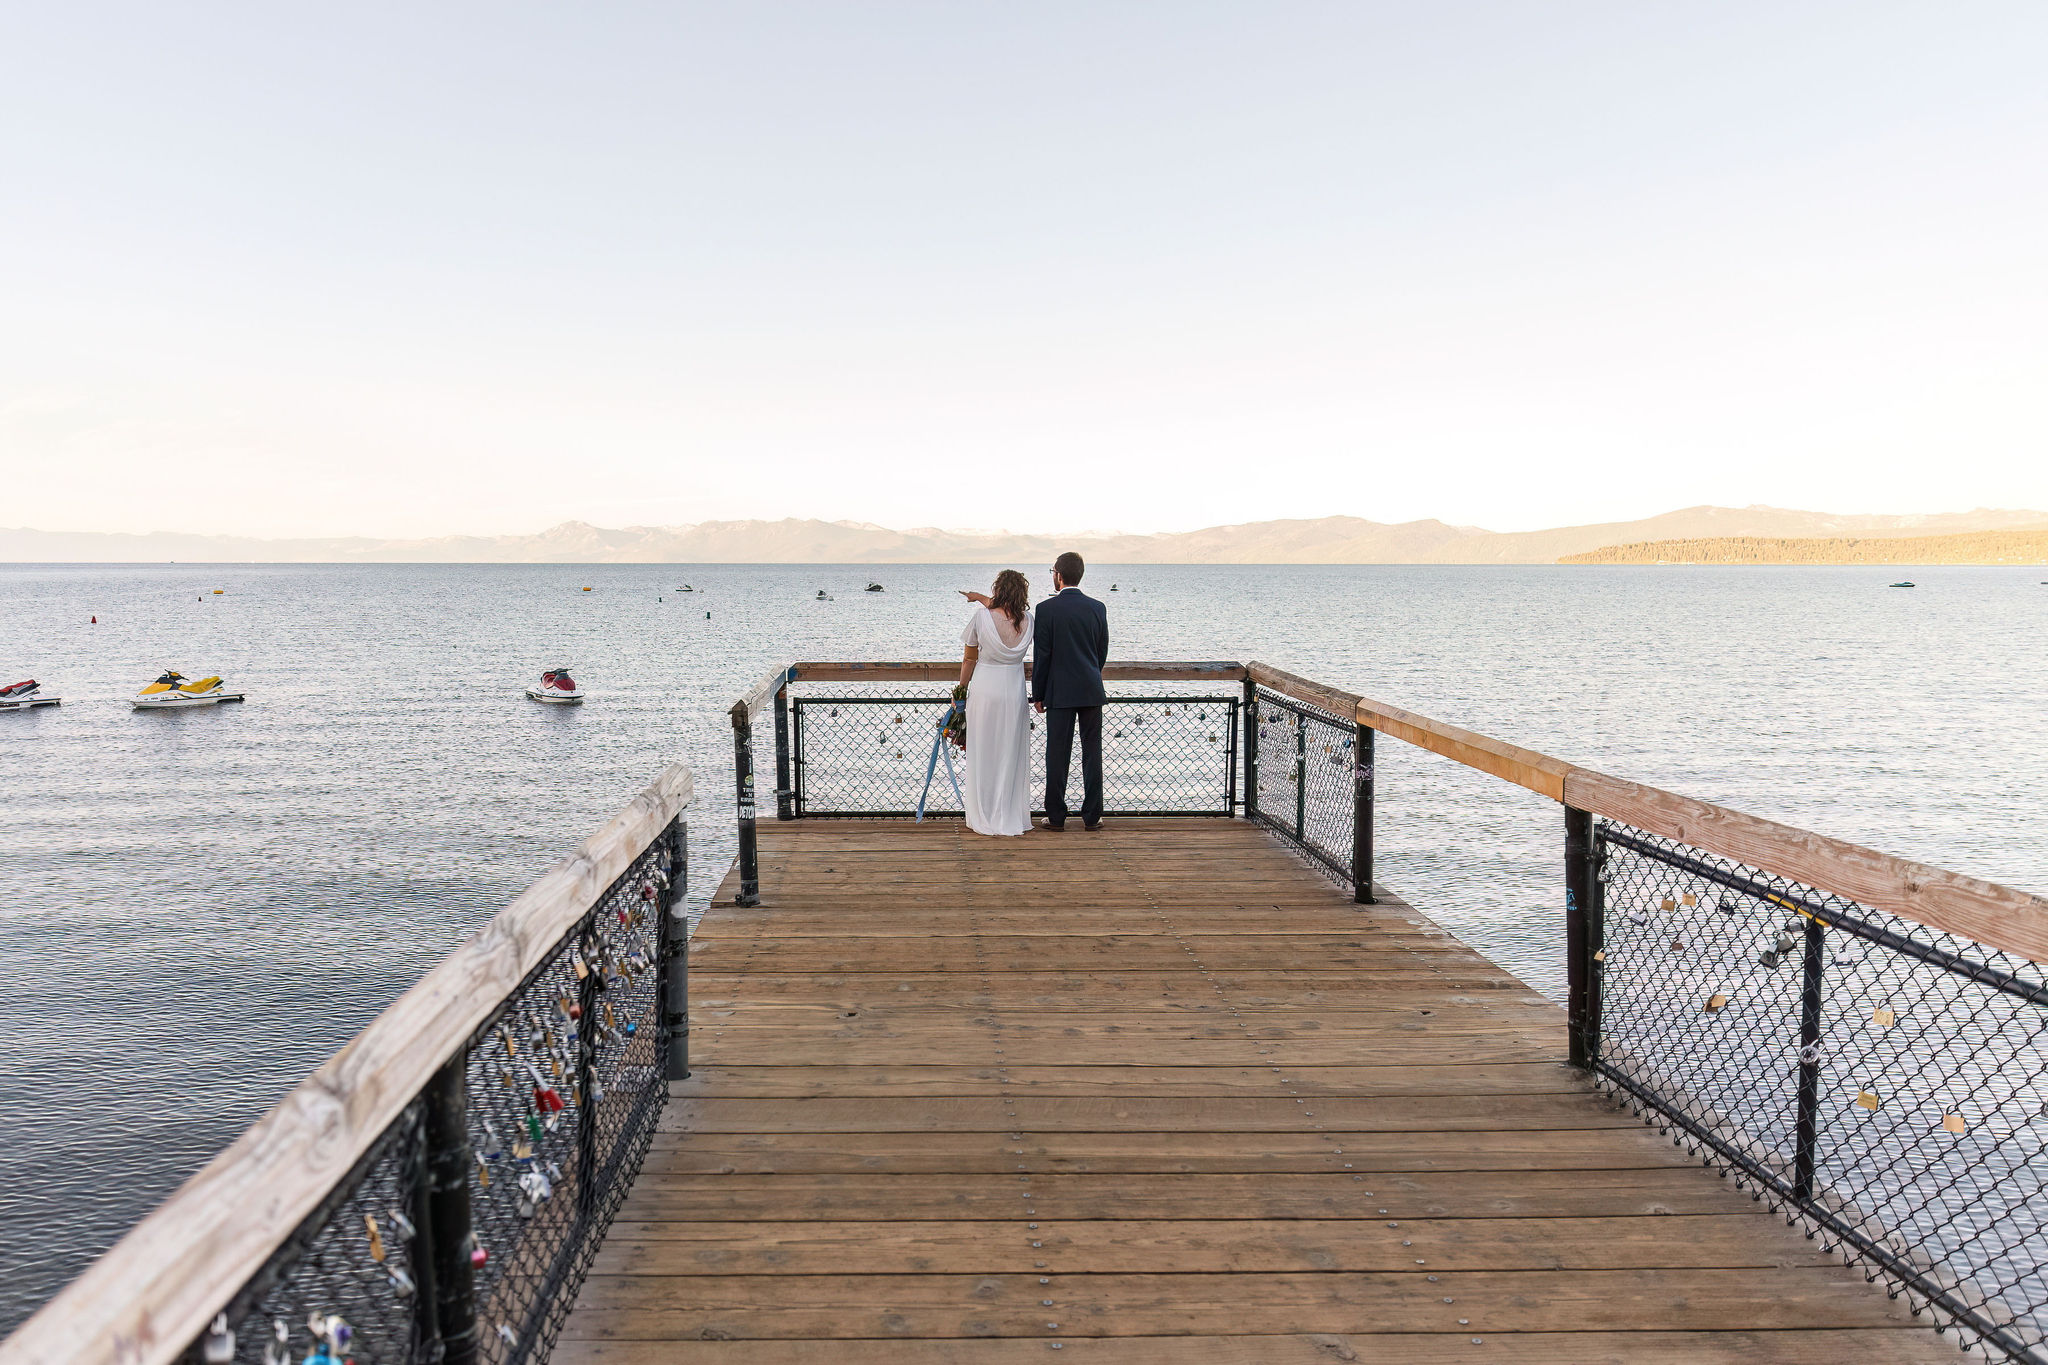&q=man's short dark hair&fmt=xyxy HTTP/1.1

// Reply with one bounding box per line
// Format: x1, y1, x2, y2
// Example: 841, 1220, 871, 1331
1054, 551, 1085, 585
